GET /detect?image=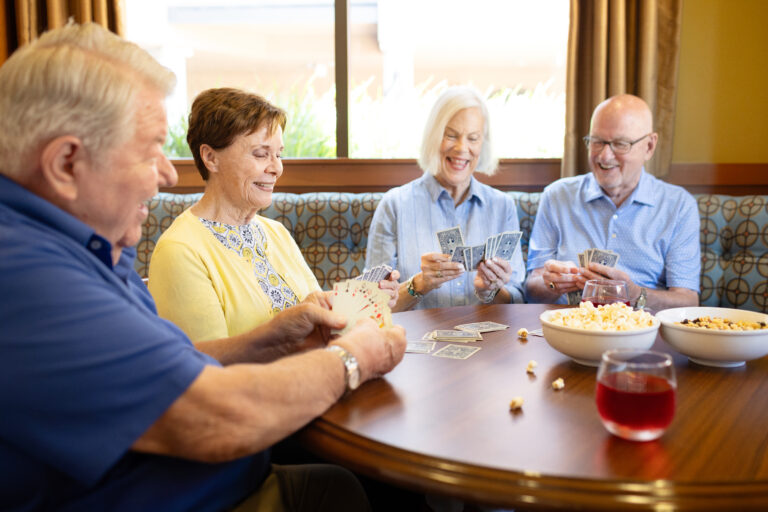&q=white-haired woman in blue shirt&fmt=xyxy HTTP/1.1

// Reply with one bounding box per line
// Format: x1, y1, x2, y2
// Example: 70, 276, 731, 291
367, 86, 525, 311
